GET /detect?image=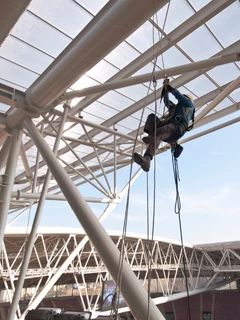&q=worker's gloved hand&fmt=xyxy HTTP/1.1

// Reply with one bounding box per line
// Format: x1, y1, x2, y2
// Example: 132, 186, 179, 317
162, 78, 173, 92
165, 84, 173, 92
163, 78, 169, 85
